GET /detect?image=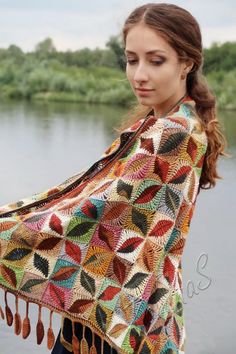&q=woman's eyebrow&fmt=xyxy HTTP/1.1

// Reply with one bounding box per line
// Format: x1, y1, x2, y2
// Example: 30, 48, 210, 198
125, 49, 167, 54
